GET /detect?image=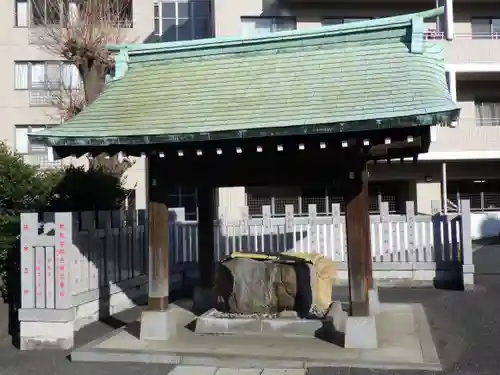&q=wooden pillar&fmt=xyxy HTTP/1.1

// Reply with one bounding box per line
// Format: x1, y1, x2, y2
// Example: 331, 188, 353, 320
147, 156, 170, 311
345, 167, 373, 317
197, 186, 215, 286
